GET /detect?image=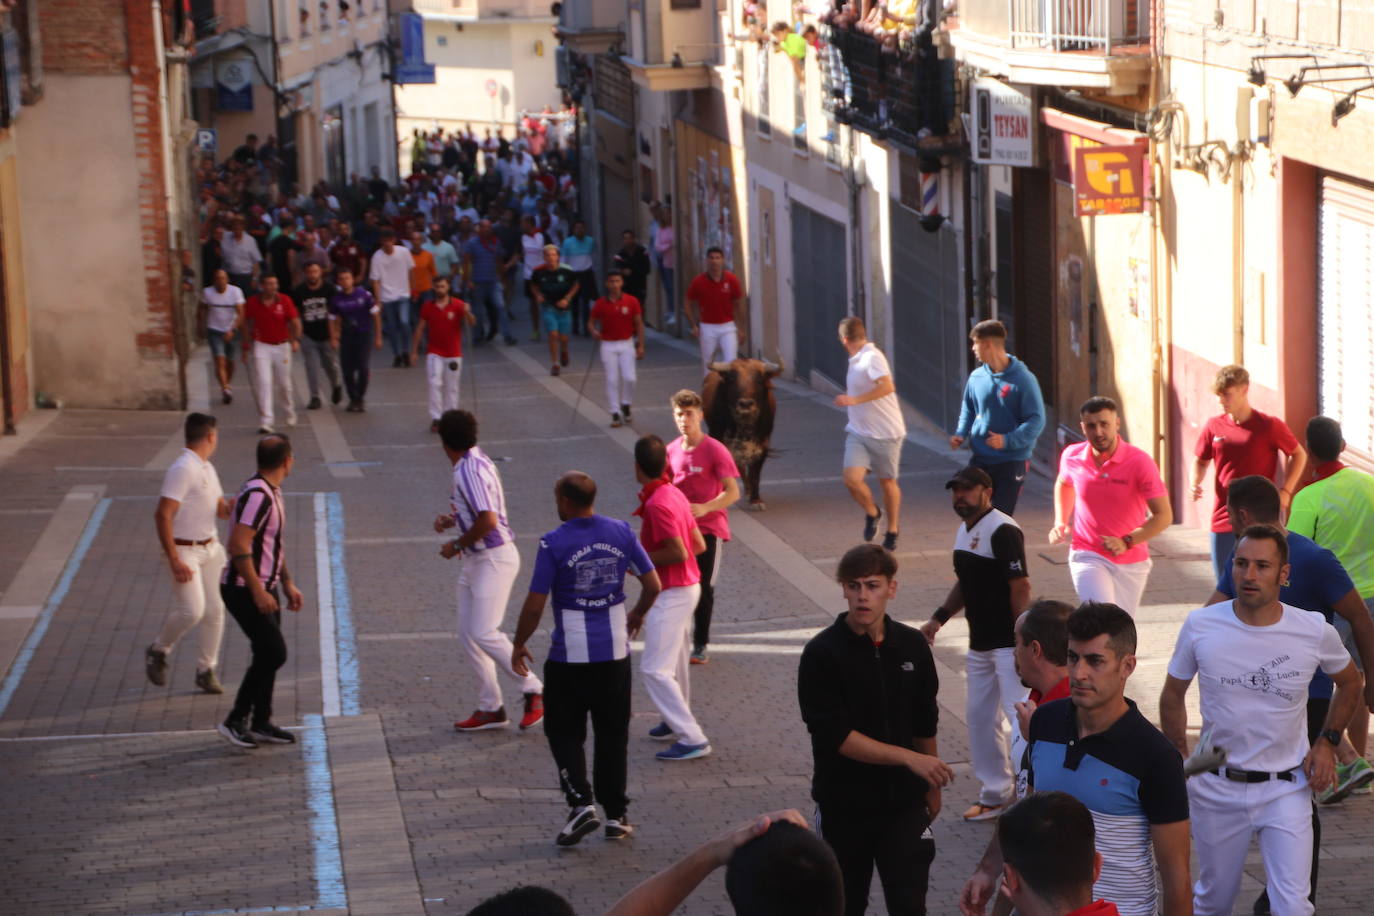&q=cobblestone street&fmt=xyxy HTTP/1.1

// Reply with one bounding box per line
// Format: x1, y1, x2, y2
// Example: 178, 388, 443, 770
1, 322, 1369, 916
